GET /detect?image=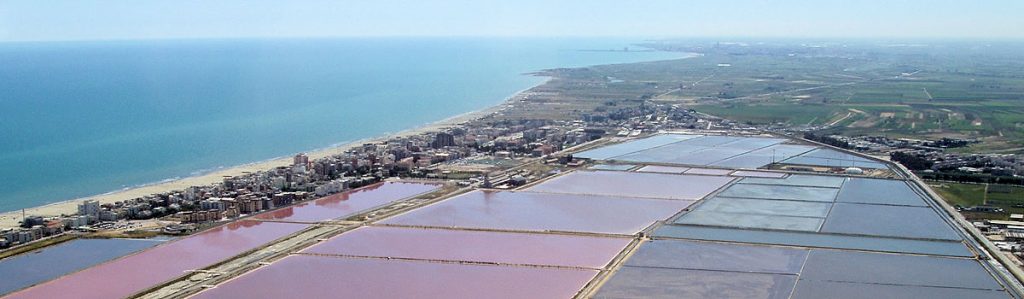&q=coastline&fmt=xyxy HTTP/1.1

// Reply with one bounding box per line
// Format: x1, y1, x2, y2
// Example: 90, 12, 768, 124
0, 48, 696, 229
0, 77, 546, 229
